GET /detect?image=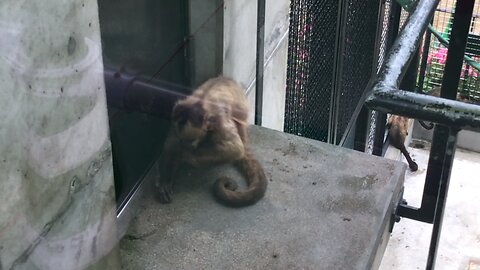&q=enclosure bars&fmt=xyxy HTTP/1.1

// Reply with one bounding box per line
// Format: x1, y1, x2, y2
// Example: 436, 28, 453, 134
255, 0, 266, 126
423, 2, 475, 268
371, 0, 403, 156
364, 0, 480, 268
